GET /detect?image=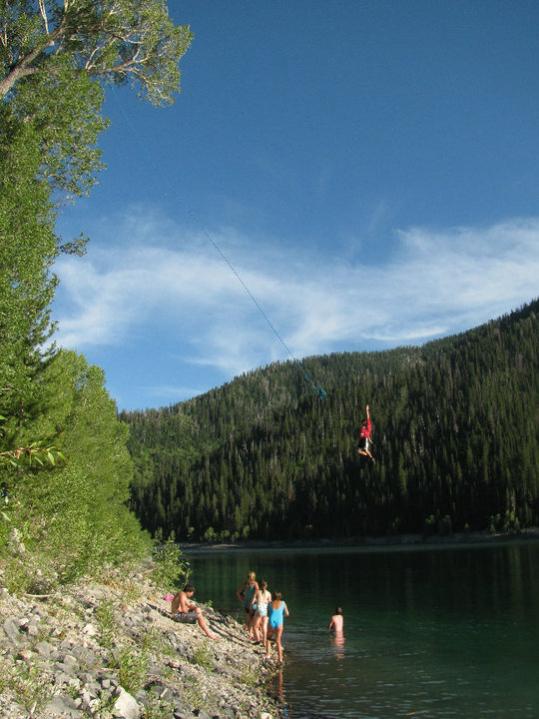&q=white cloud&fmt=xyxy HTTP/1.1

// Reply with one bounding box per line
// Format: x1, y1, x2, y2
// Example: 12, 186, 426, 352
140, 385, 205, 402
53, 212, 539, 379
